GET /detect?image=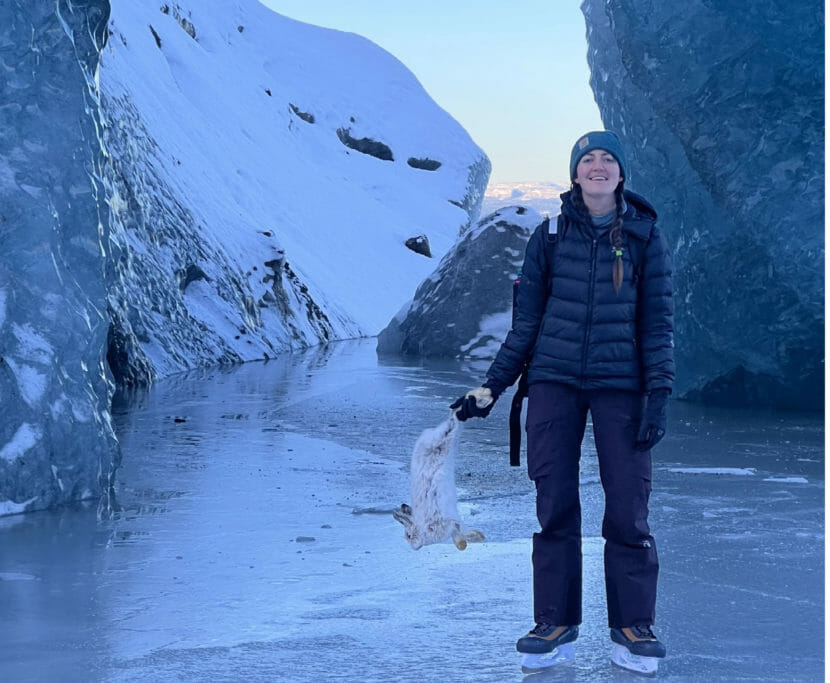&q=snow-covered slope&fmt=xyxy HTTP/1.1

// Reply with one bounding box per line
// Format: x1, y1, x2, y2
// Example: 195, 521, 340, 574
0, 0, 489, 516
101, 0, 490, 383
